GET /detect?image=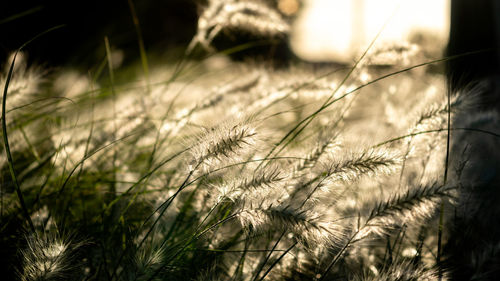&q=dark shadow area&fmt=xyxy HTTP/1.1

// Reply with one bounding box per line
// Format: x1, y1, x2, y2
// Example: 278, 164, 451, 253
0, 0, 199, 67
447, 0, 500, 109
444, 0, 500, 279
